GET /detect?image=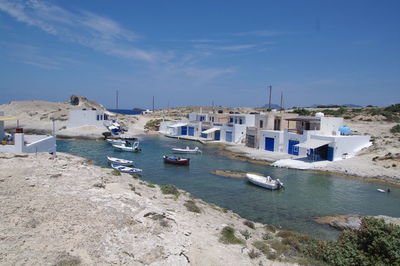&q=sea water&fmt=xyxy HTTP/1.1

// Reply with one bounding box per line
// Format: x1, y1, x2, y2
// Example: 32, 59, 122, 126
57, 136, 400, 240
